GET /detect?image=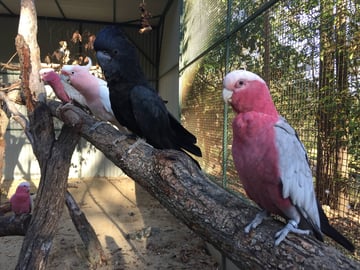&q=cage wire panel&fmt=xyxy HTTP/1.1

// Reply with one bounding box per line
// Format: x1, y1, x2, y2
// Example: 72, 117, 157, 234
180, 0, 359, 254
